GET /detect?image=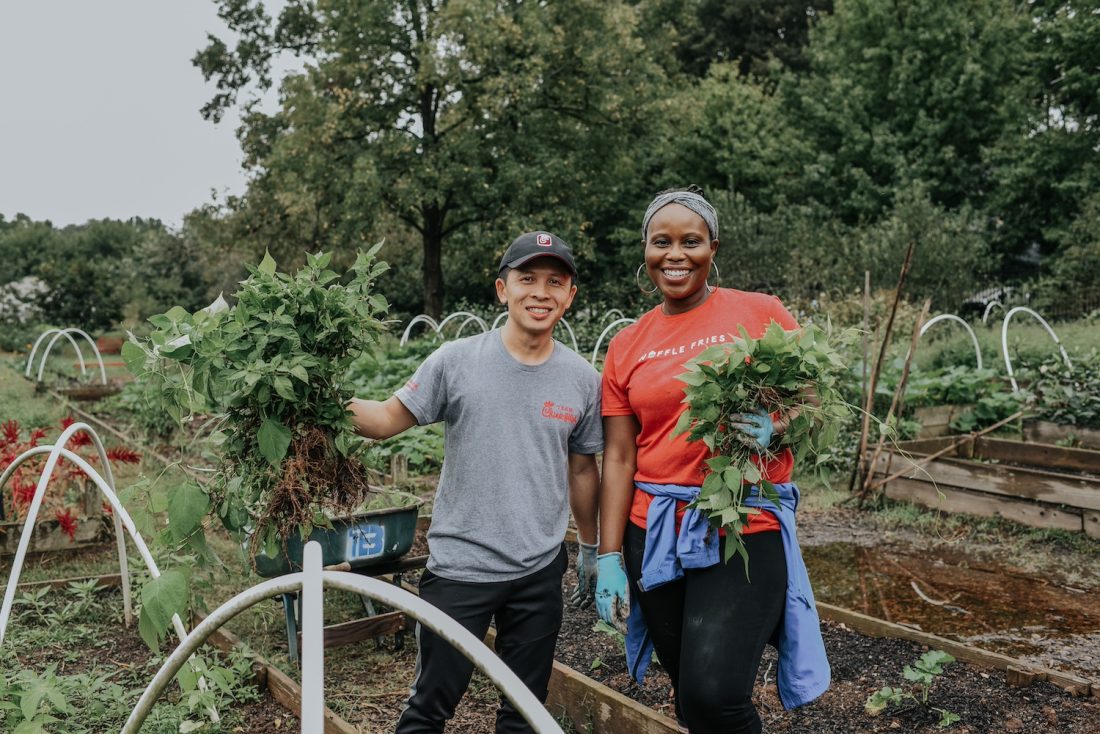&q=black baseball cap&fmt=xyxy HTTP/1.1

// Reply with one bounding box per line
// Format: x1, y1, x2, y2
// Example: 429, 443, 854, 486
498, 231, 577, 277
